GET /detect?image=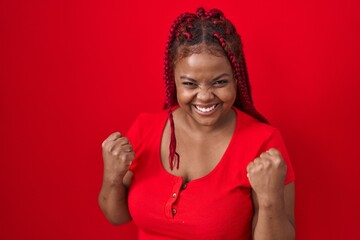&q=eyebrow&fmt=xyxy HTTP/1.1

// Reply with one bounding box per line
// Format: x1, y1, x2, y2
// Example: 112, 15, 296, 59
179, 73, 231, 82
